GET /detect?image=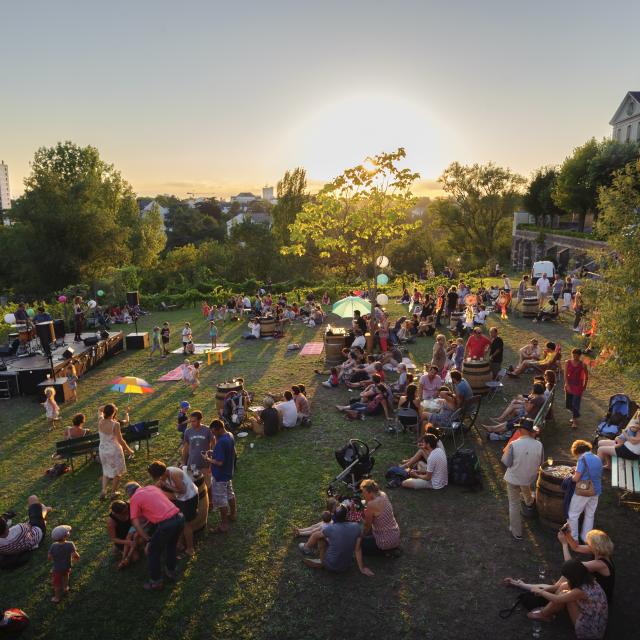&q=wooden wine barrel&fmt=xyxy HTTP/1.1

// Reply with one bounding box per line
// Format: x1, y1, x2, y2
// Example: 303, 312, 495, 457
535, 462, 571, 528
462, 359, 492, 396
190, 472, 209, 533
522, 298, 539, 318
259, 317, 275, 337
325, 333, 346, 364
449, 311, 463, 331
216, 380, 244, 411
365, 332, 375, 353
